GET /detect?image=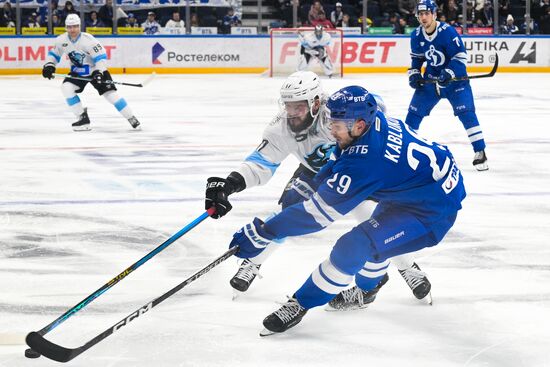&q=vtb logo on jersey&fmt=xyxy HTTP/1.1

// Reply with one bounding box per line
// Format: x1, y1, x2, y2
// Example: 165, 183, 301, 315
305, 143, 335, 171
68, 51, 85, 67
425, 45, 445, 67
